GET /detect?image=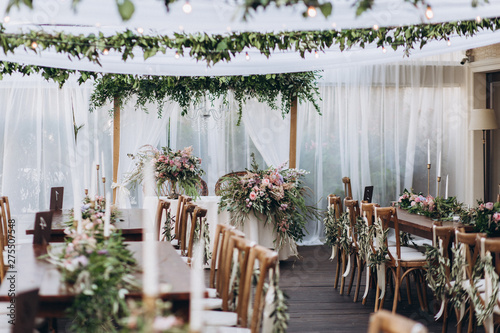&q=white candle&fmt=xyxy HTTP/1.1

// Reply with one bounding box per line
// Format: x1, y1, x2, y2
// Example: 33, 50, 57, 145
437, 151, 442, 178
445, 175, 449, 199
190, 242, 204, 331
103, 192, 111, 237
74, 181, 83, 233
427, 139, 431, 165
83, 162, 89, 193
101, 151, 105, 177
142, 161, 159, 297
90, 161, 96, 199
